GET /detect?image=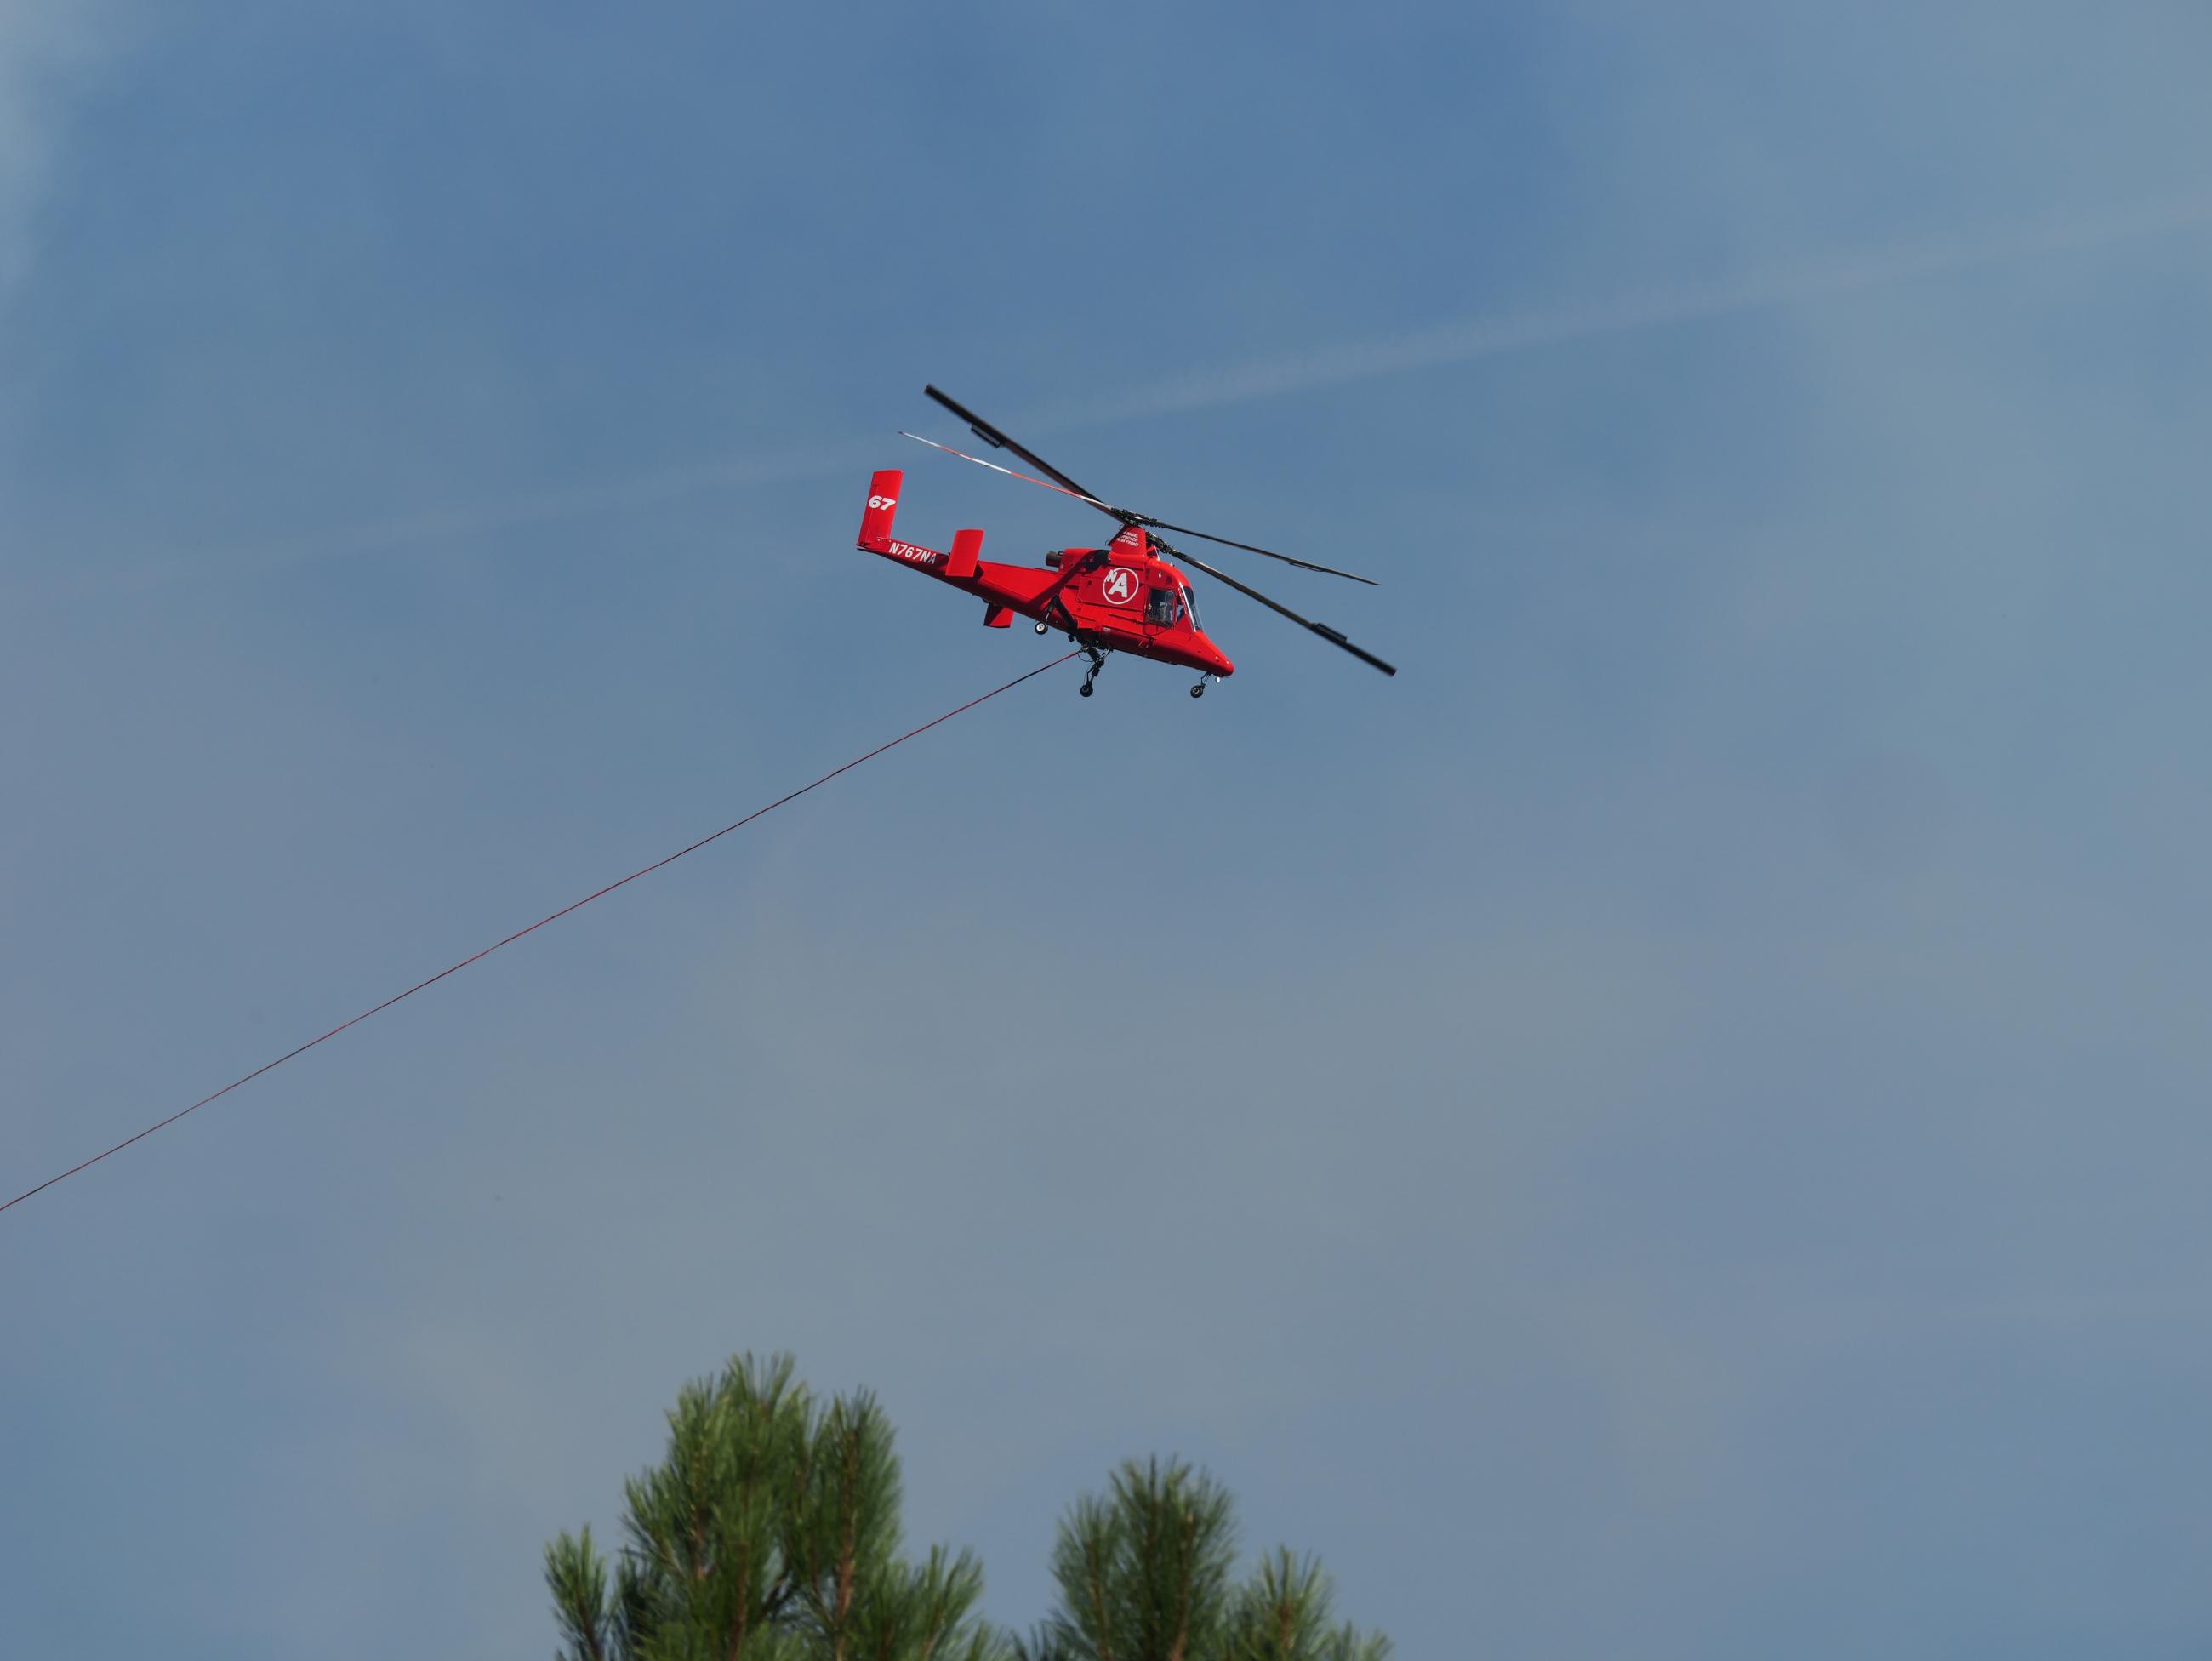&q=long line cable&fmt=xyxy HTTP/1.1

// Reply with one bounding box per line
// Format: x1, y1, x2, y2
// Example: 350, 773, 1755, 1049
2, 653, 1079, 1216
